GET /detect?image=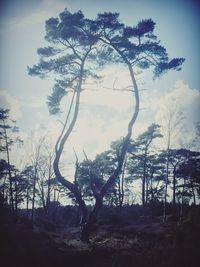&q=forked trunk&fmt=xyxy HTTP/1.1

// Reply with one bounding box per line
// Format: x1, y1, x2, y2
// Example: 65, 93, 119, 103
80, 198, 103, 242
